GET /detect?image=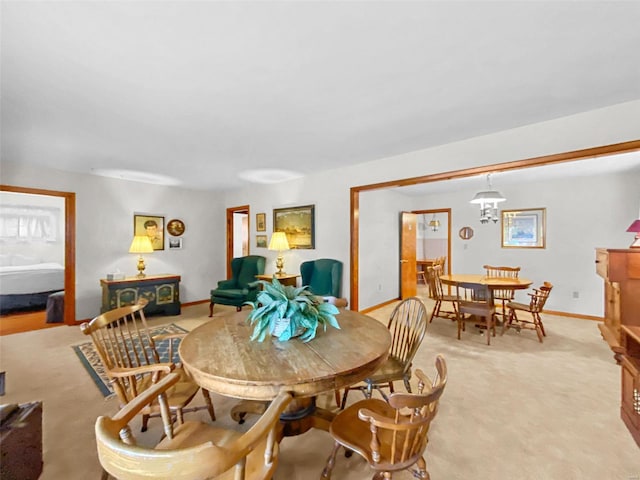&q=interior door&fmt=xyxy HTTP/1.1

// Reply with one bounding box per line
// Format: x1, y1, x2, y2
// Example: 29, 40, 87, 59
400, 212, 417, 299
226, 205, 249, 278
